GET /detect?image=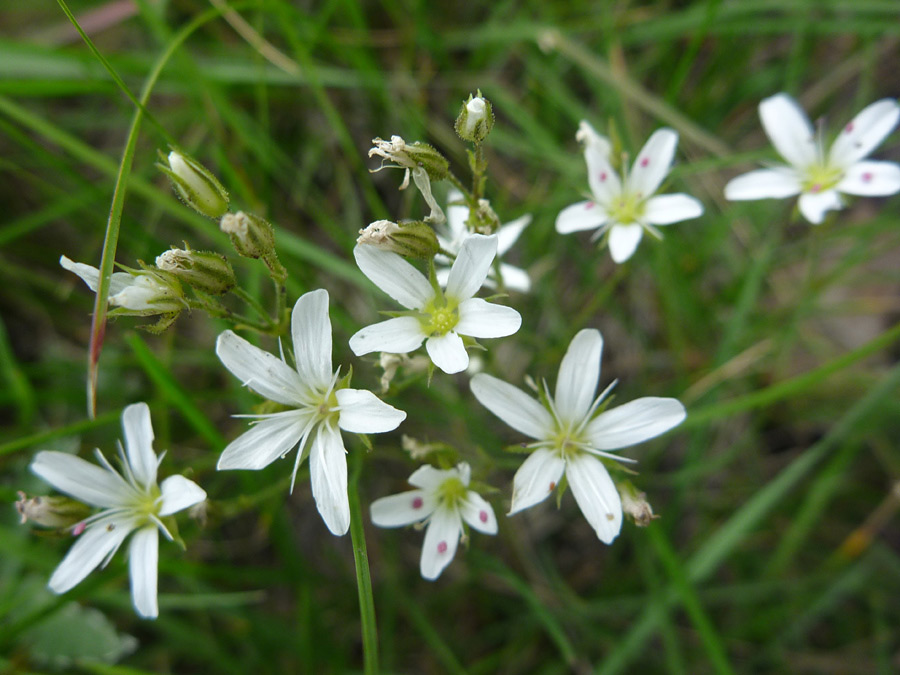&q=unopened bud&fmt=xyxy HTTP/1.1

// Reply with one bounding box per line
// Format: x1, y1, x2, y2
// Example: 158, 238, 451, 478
16, 491, 91, 530
618, 482, 658, 527
109, 269, 186, 315
369, 136, 450, 184
157, 149, 229, 219
220, 211, 276, 260
357, 220, 440, 260
156, 247, 236, 296
455, 93, 494, 143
